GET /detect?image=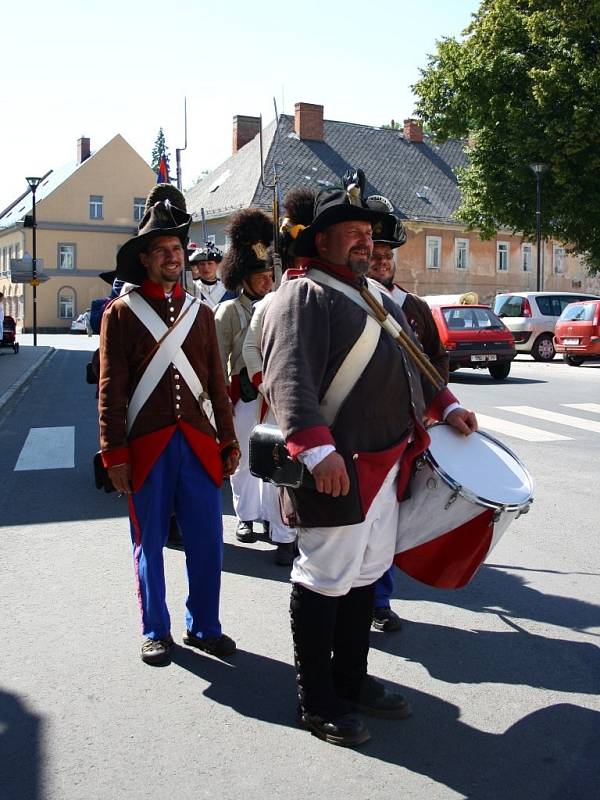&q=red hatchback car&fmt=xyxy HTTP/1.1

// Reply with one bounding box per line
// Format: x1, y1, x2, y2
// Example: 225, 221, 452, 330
554, 299, 600, 366
429, 303, 516, 380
